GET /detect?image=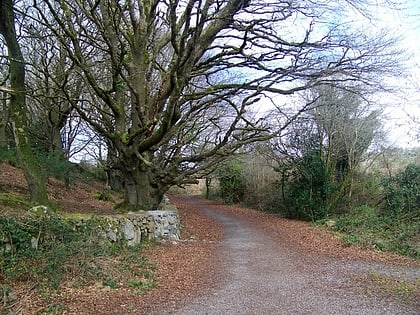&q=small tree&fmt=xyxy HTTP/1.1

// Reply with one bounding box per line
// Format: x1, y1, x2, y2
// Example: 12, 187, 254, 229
0, 0, 48, 204
303, 86, 383, 212
265, 84, 383, 218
